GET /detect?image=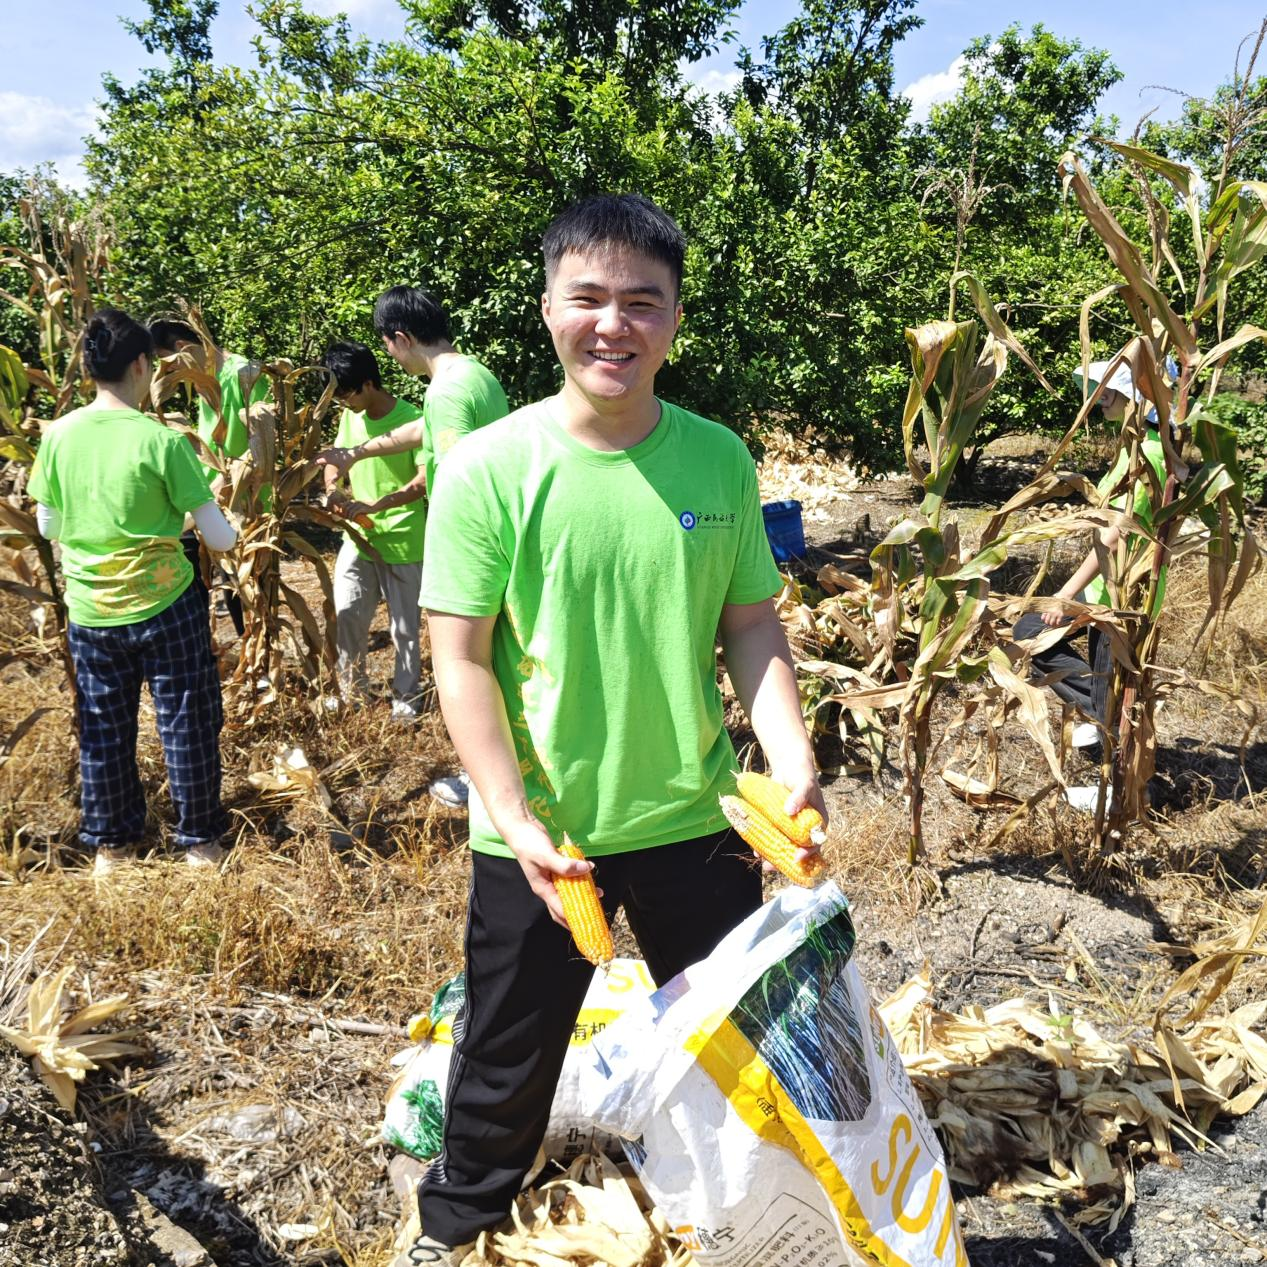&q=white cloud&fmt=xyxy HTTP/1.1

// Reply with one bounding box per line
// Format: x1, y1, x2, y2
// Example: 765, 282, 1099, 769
686, 67, 742, 97
0, 91, 96, 179
901, 53, 968, 124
